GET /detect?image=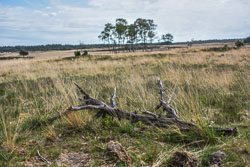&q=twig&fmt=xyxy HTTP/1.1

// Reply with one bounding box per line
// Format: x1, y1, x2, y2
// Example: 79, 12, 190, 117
37, 150, 51, 165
